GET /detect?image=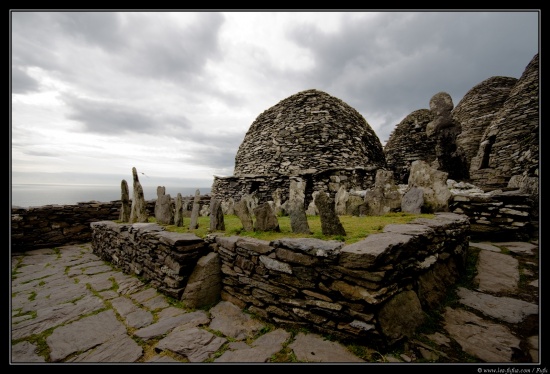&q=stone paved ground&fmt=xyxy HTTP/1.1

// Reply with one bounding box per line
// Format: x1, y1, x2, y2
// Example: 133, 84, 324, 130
10, 240, 541, 365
